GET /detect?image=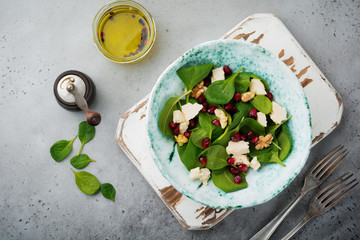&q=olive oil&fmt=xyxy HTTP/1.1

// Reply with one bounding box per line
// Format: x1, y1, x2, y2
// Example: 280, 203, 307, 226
98, 9, 150, 59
